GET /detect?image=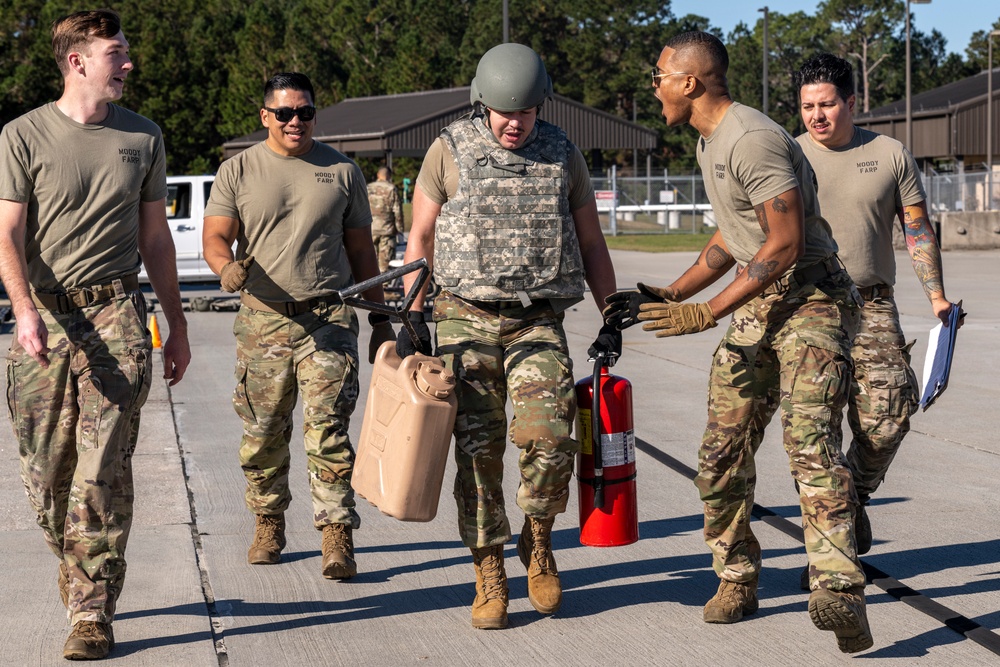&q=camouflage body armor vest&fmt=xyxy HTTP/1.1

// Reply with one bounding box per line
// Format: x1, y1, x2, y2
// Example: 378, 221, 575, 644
367, 180, 397, 236
433, 115, 585, 302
